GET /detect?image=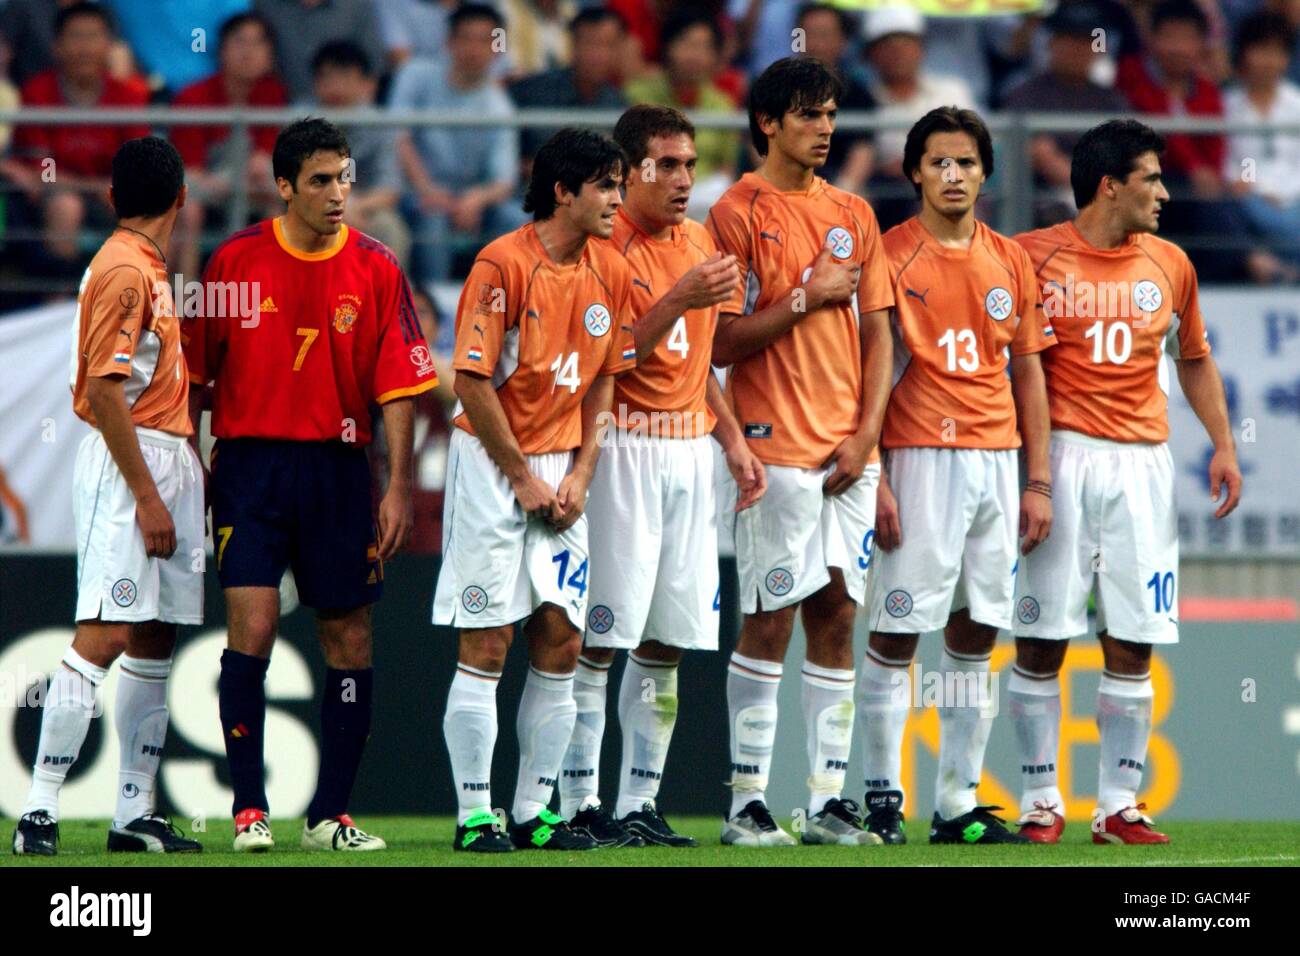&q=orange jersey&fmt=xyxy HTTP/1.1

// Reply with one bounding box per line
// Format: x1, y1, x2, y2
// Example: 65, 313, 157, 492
882, 217, 1053, 450
601, 208, 718, 438
1015, 220, 1211, 443
70, 229, 191, 436
707, 173, 894, 468
452, 223, 637, 454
